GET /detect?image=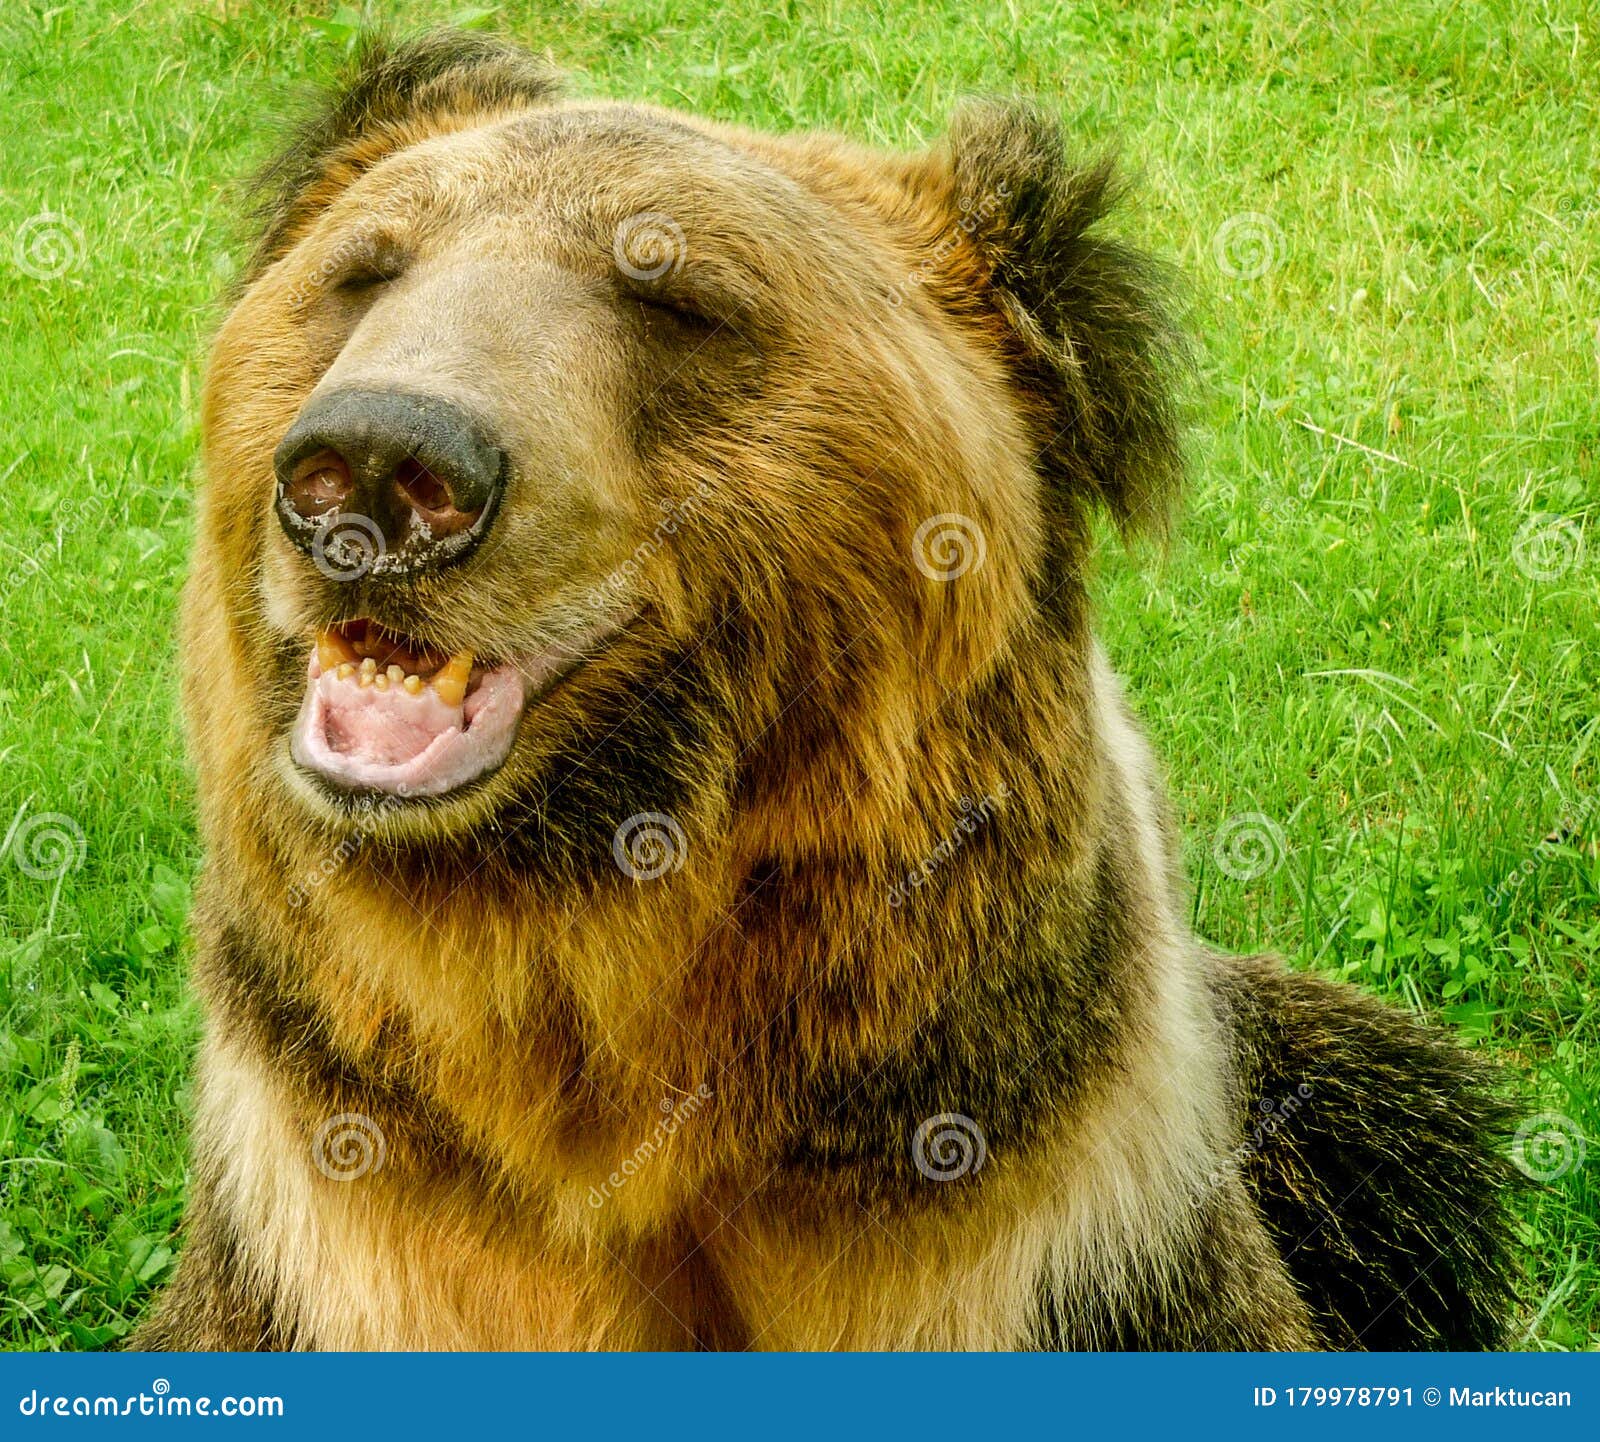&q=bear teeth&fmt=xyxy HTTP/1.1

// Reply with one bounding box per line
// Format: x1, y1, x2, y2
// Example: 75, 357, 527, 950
314, 628, 476, 704
431, 651, 474, 707
316, 628, 360, 671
